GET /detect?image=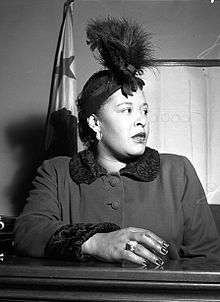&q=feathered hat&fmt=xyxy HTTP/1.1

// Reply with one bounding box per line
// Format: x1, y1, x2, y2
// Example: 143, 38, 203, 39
78, 17, 154, 116
88, 17, 154, 87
